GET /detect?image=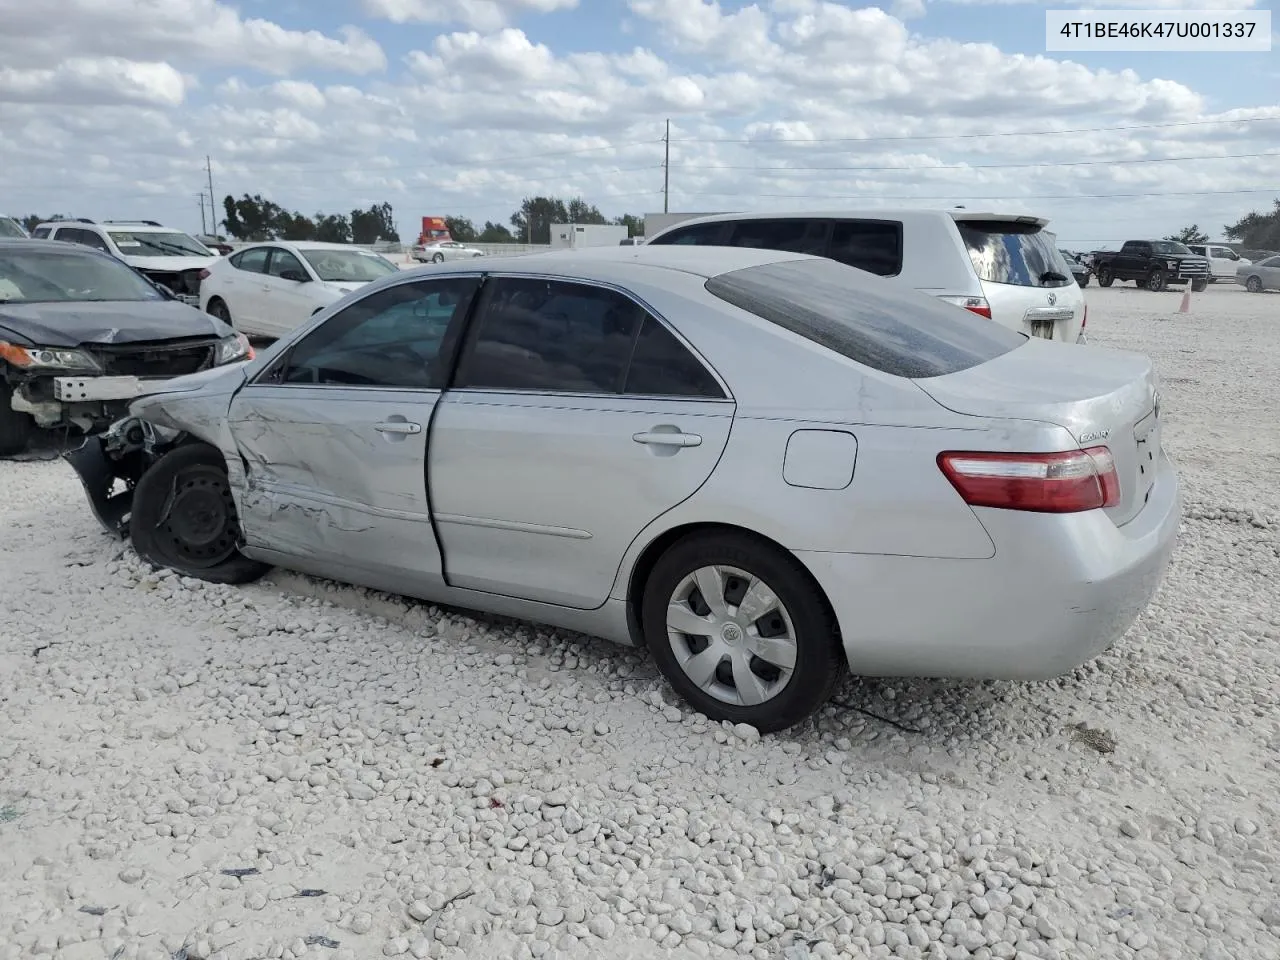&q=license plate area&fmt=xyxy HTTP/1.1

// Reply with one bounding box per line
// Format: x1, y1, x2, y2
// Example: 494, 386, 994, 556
1030, 319, 1055, 339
